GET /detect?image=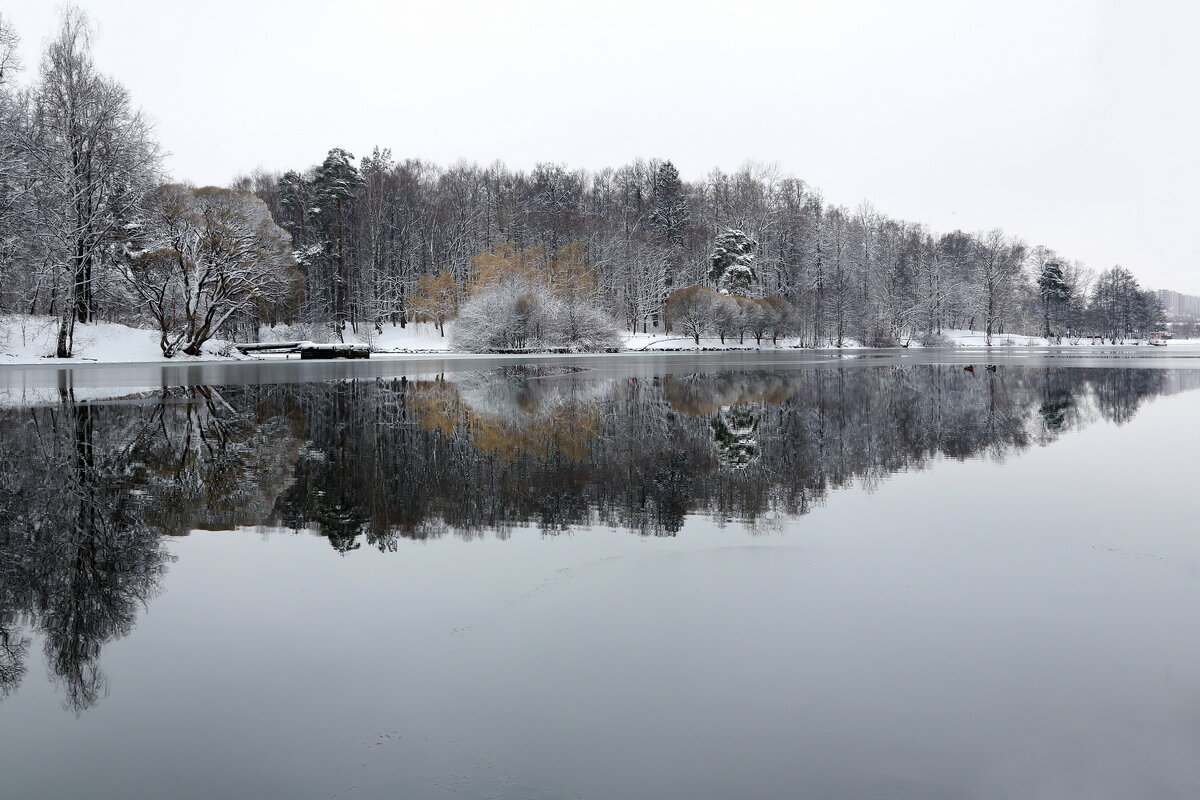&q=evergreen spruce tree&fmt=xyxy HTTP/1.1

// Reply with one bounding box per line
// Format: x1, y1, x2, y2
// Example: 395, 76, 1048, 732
648, 160, 689, 248
1037, 259, 1070, 338
709, 229, 757, 295
312, 148, 362, 337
